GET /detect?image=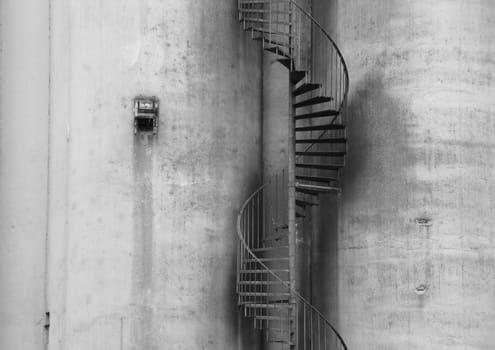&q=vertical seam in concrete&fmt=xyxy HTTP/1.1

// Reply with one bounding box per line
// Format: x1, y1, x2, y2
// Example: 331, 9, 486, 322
43, 1, 52, 348
60, 2, 72, 346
